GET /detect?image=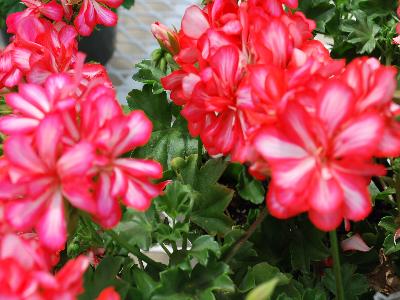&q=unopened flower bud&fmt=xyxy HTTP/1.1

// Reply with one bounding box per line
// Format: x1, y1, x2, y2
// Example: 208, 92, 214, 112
151, 22, 180, 55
